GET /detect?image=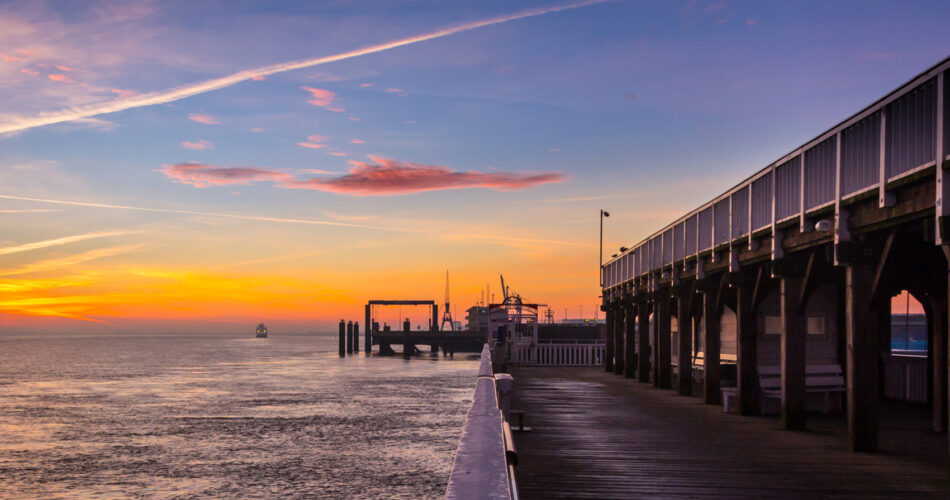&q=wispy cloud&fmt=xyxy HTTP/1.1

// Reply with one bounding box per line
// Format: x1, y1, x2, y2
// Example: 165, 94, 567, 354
300, 87, 339, 108
350, 138, 365, 144
0, 229, 139, 257
297, 133, 328, 149
385, 87, 408, 97
0, 208, 59, 213
181, 139, 213, 150
188, 113, 218, 125
0, 0, 609, 135
0, 244, 144, 277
